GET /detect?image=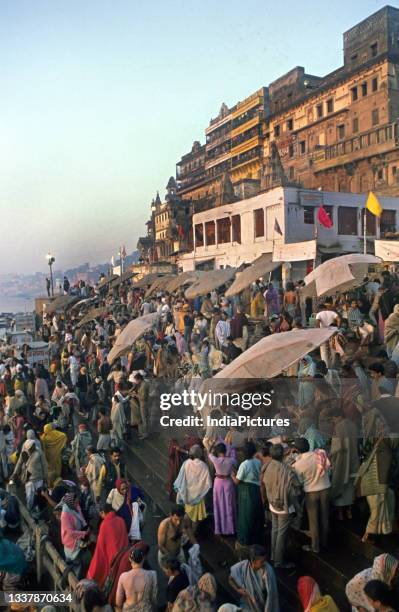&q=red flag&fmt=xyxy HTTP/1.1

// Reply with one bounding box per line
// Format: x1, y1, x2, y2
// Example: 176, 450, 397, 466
317, 206, 333, 229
